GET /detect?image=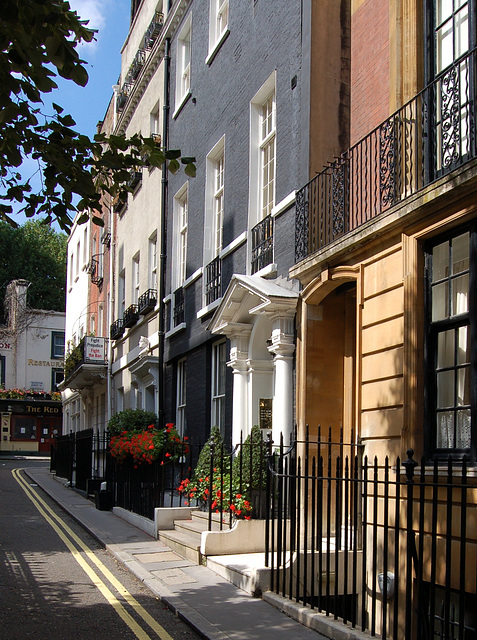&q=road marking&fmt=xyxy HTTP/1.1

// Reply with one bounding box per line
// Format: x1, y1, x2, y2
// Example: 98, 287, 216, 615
12, 469, 173, 640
